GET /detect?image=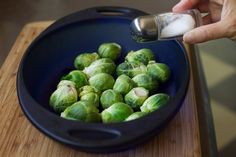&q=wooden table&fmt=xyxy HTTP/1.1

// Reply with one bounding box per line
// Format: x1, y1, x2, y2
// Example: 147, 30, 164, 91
0, 22, 217, 157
